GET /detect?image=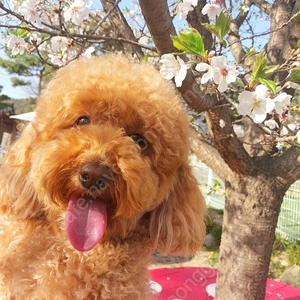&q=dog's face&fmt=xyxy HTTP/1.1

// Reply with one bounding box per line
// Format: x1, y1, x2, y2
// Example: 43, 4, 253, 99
2, 56, 206, 254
